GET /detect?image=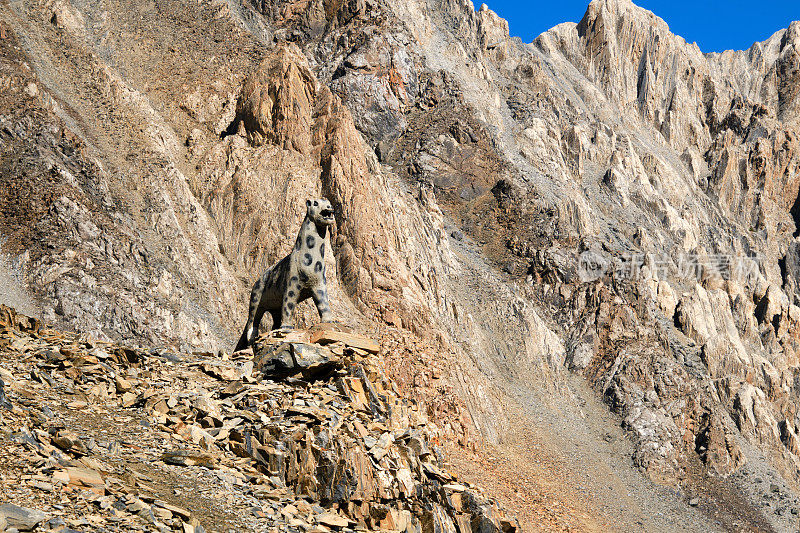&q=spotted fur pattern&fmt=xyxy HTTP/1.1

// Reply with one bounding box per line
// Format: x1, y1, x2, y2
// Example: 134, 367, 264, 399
234, 199, 334, 351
